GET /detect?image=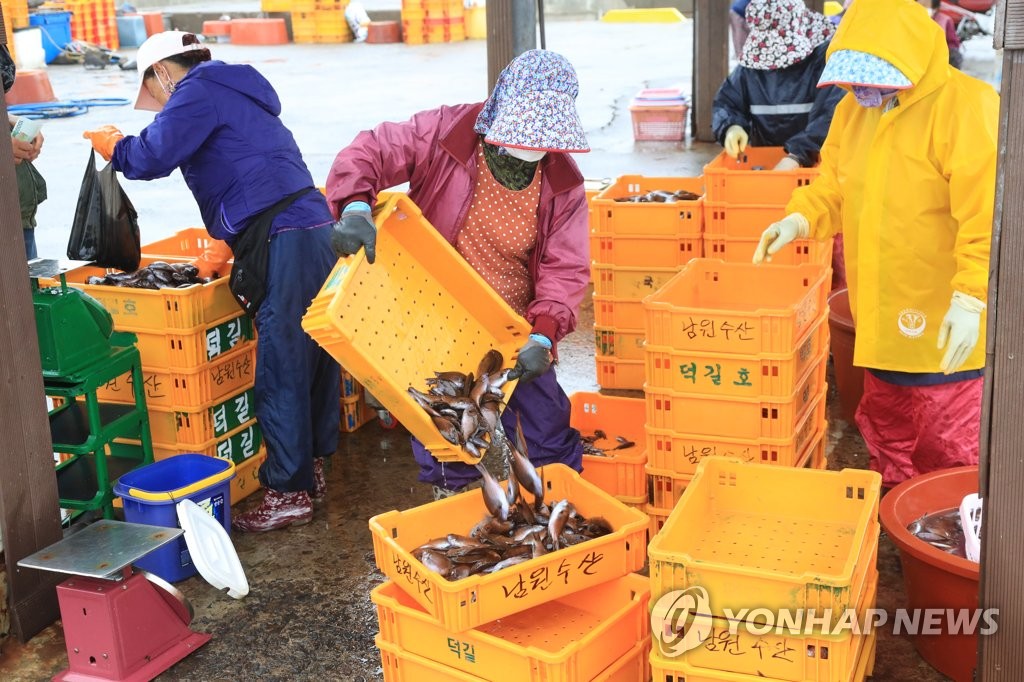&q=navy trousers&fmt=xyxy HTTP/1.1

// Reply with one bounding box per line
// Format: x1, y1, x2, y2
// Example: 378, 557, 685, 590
411, 367, 584, 490
254, 225, 340, 492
